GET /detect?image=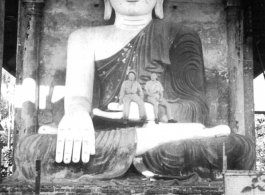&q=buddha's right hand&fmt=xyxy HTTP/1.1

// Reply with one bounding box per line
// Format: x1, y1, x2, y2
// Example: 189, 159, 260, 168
56, 111, 95, 164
